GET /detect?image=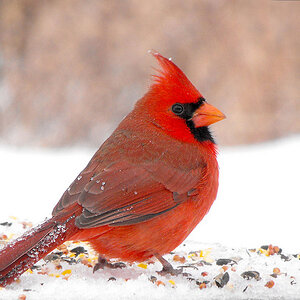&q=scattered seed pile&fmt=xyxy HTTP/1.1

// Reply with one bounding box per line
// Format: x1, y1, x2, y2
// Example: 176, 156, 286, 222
1, 218, 300, 300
